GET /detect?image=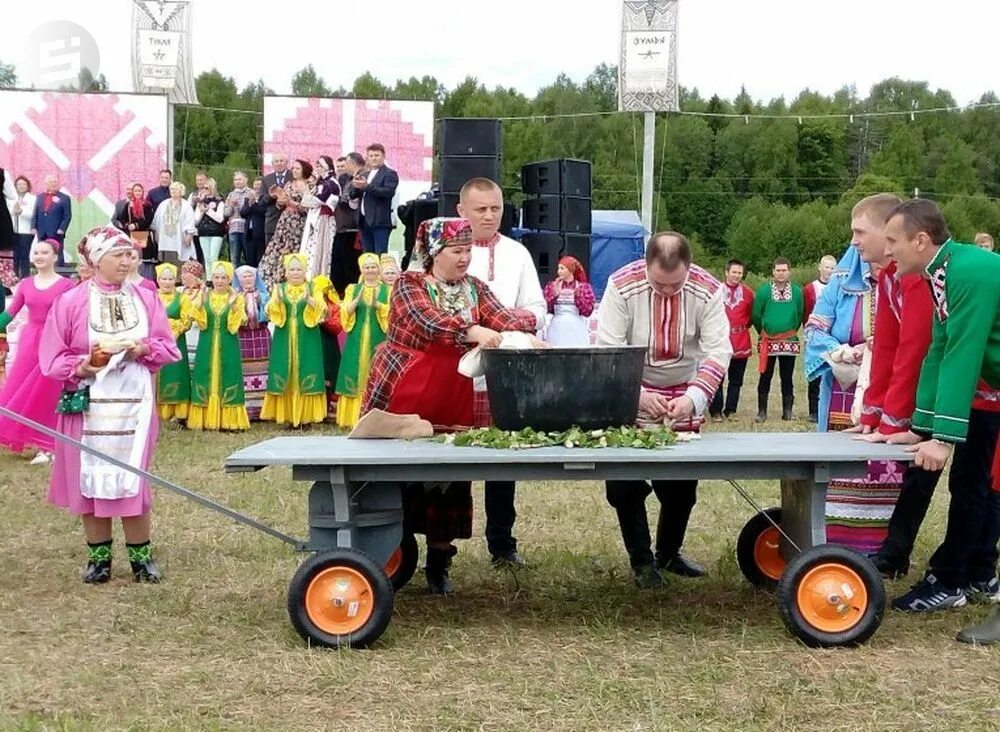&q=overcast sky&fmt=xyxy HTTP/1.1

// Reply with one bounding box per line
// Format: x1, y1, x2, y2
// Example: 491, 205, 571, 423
2, 0, 997, 105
